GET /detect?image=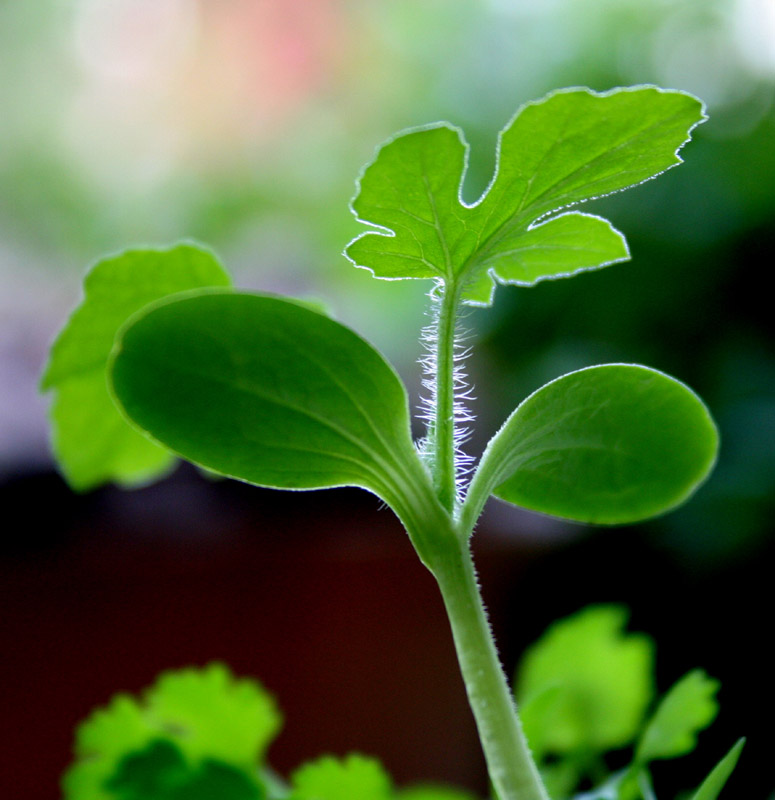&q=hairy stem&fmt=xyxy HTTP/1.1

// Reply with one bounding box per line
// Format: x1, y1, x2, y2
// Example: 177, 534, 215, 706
429, 537, 549, 800
419, 279, 547, 799
432, 282, 461, 512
